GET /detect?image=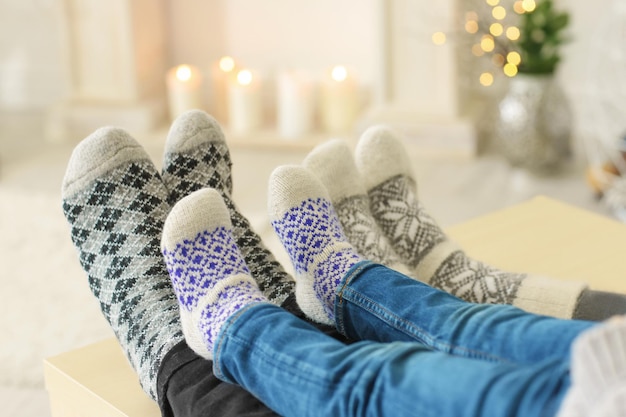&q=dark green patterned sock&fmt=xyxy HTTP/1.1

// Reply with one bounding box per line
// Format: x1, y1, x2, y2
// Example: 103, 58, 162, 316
161, 110, 294, 305
61, 127, 183, 400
